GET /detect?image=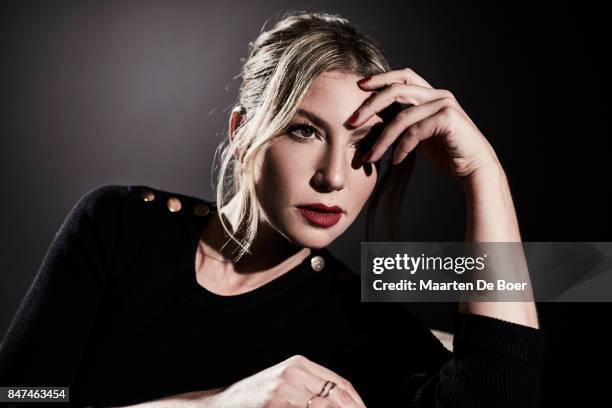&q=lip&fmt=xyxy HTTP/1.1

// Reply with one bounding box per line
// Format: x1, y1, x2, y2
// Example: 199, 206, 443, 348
299, 203, 344, 213
296, 203, 343, 228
